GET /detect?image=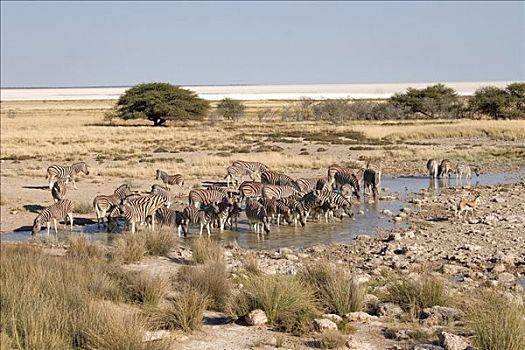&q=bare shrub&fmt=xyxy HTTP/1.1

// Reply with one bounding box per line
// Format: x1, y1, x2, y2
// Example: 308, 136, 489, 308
191, 238, 224, 264
122, 272, 168, 307
145, 229, 177, 256
113, 233, 147, 264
